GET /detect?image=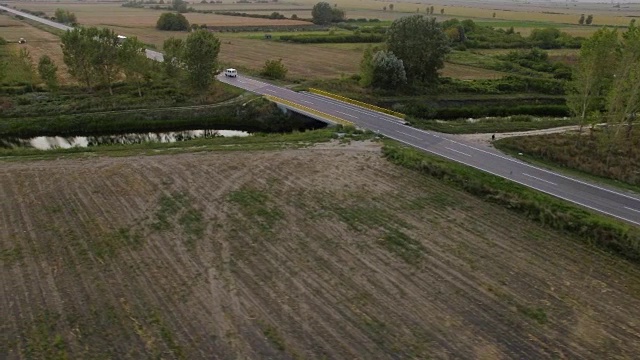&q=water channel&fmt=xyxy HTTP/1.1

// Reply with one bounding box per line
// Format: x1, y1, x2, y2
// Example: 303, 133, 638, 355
0, 129, 251, 150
